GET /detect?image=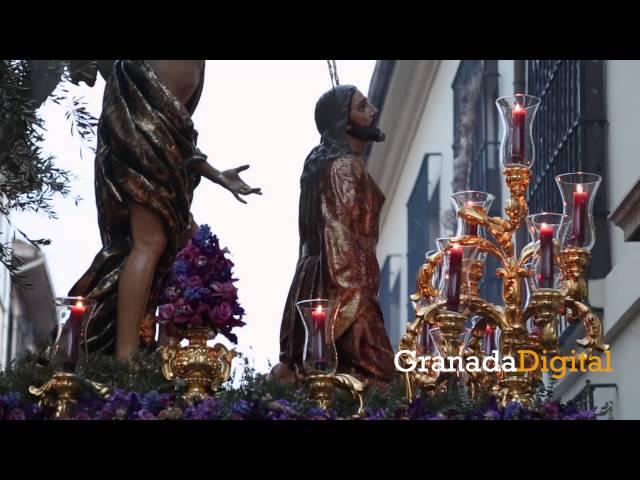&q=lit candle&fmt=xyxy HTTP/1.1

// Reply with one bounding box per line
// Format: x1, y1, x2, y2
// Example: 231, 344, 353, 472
446, 244, 463, 312
539, 223, 554, 288
484, 324, 496, 355
465, 201, 478, 236
311, 305, 327, 371
64, 300, 86, 372
511, 103, 527, 164
311, 304, 326, 327
571, 184, 589, 247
